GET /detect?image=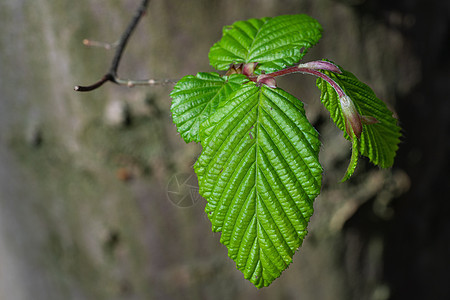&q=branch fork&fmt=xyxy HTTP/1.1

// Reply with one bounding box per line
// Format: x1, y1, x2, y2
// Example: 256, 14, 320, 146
74, 0, 174, 92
